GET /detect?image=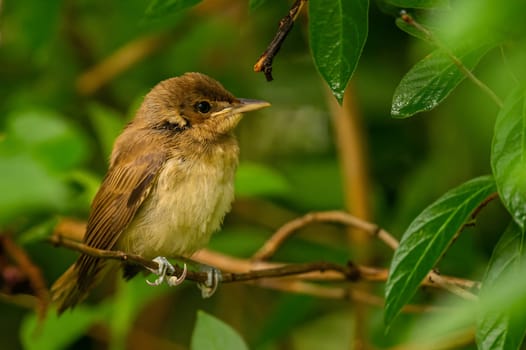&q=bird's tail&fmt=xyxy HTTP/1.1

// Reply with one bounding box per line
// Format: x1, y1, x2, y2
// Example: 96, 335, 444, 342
50, 264, 85, 314
51, 260, 109, 314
